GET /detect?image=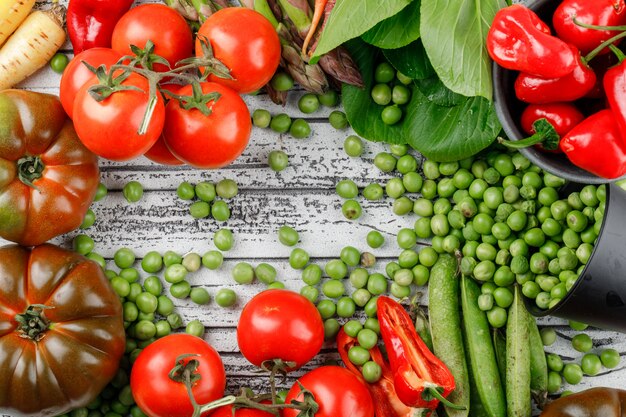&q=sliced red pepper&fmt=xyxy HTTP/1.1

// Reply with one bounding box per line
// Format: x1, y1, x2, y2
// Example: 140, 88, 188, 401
560, 109, 626, 179
67, 0, 135, 54
487, 5, 577, 78
336, 329, 417, 417
376, 296, 461, 411
514, 47, 596, 103
553, 0, 626, 55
